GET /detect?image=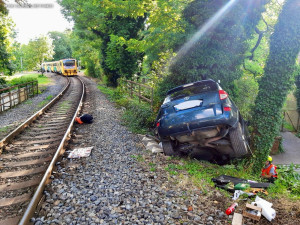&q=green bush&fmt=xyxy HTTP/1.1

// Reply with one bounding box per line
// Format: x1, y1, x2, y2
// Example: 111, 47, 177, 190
9, 76, 37, 87
98, 84, 156, 134
122, 100, 155, 134
0, 77, 8, 89
268, 164, 300, 197
232, 74, 259, 121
